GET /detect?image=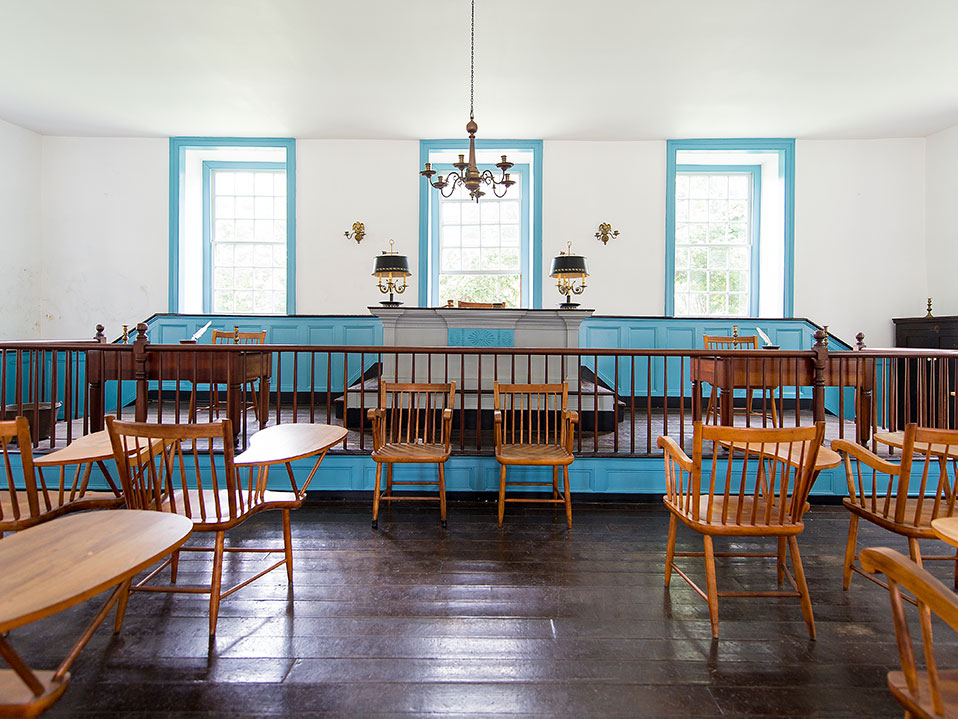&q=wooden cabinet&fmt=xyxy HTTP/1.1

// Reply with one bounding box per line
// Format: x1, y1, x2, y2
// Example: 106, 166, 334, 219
894, 316, 958, 349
